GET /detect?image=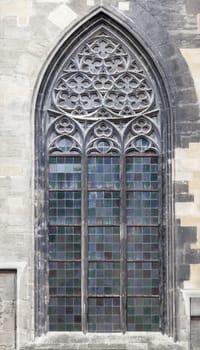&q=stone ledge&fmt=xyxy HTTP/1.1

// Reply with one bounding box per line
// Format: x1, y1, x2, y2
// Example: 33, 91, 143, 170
20, 333, 186, 350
